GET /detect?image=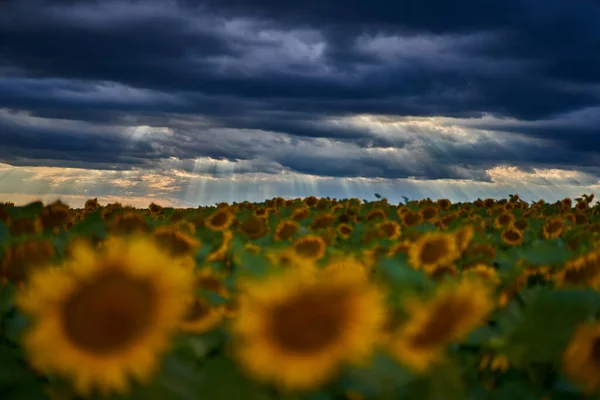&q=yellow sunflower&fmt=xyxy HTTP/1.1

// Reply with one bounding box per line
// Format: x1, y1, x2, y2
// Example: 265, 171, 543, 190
401, 210, 424, 227
542, 217, 566, 240
494, 212, 515, 230
231, 268, 386, 391
274, 219, 301, 241
500, 225, 524, 246
205, 208, 235, 232
377, 220, 402, 240
180, 297, 224, 334
554, 250, 600, 289
388, 279, 493, 373
408, 231, 460, 270
292, 235, 328, 262
322, 255, 370, 281
562, 321, 600, 394
454, 225, 474, 253
336, 223, 353, 239
462, 263, 500, 286
16, 236, 193, 396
